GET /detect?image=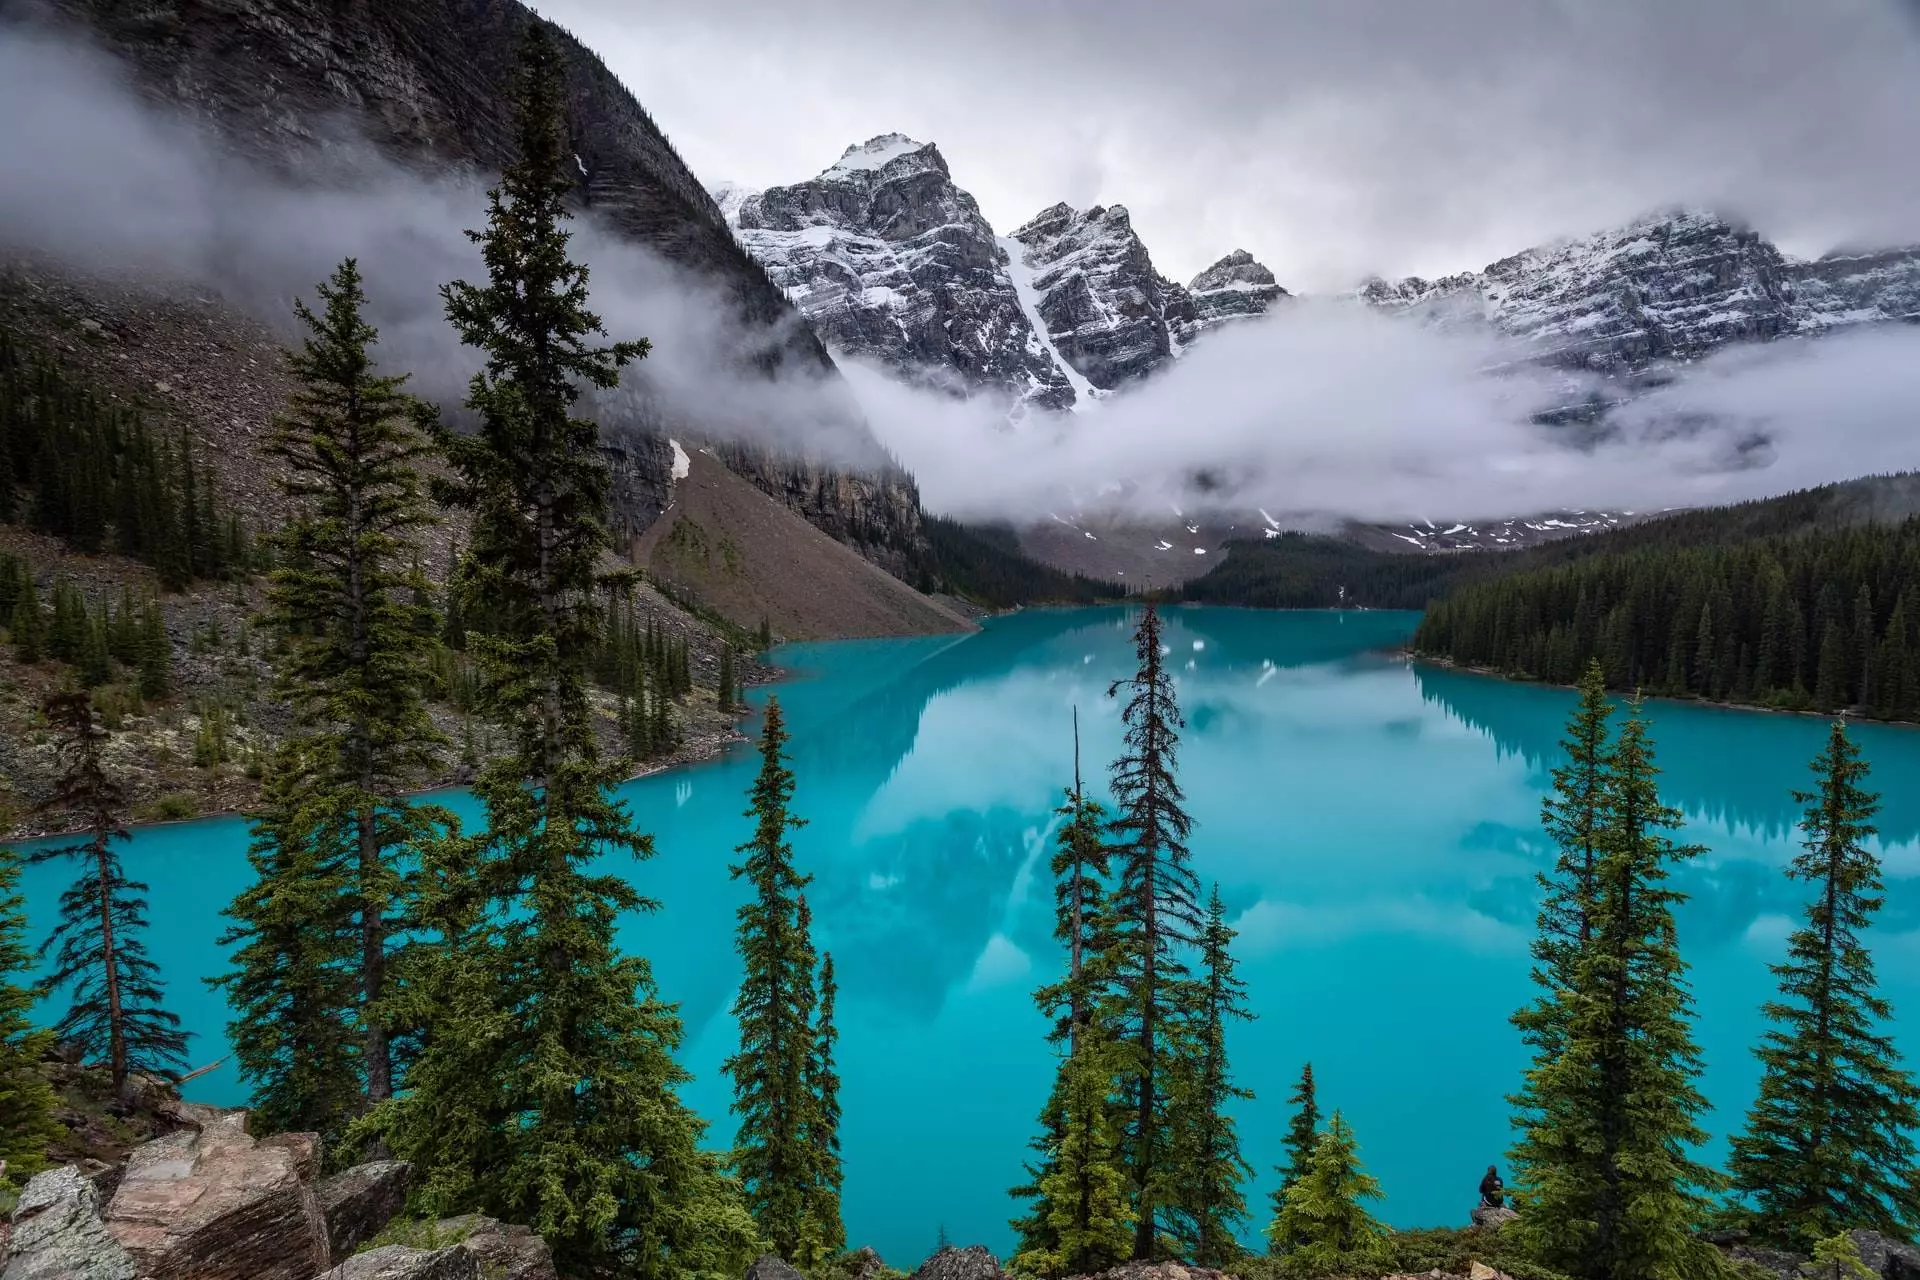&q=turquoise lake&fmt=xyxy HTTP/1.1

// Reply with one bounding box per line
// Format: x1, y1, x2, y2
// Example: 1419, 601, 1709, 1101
18, 605, 1920, 1265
